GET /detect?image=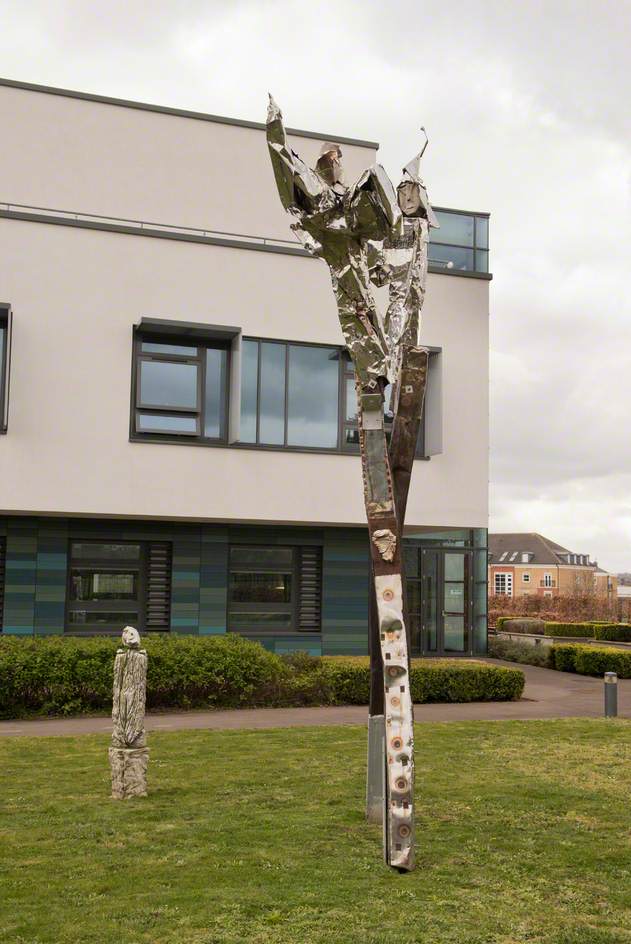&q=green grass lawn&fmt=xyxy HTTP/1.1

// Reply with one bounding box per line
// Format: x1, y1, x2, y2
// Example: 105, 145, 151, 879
2, 721, 631, 944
